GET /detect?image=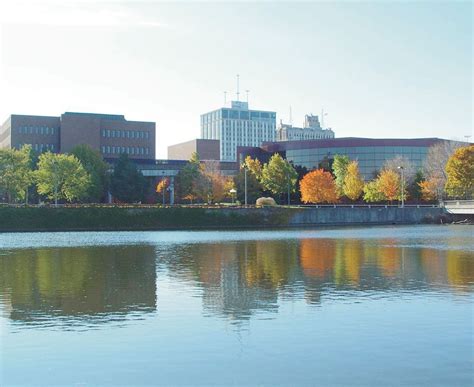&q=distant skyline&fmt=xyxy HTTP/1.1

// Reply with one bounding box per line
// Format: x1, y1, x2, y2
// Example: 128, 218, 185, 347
1, 0, 472, 158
